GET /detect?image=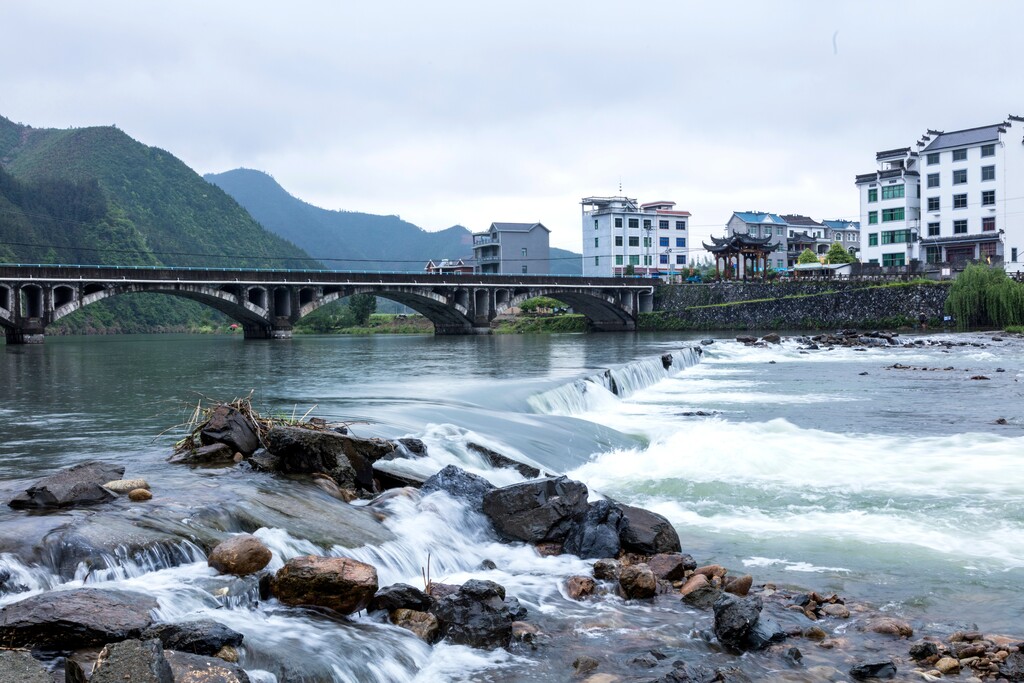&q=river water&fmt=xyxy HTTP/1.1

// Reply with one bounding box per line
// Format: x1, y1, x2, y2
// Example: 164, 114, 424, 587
1, 331, 1022, 681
